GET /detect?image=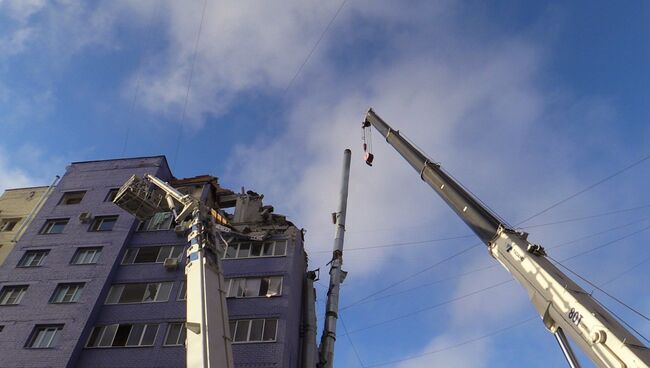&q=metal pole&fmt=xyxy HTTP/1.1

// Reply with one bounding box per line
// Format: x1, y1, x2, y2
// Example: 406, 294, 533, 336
318, 149, 352, 368
554, 328, 583, 368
